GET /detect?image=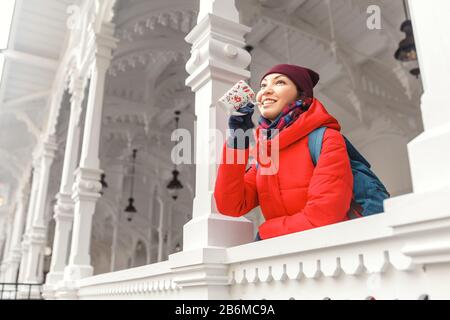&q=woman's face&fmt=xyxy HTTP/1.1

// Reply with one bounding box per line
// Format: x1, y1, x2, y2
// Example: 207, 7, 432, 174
256, 73, 299, 121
